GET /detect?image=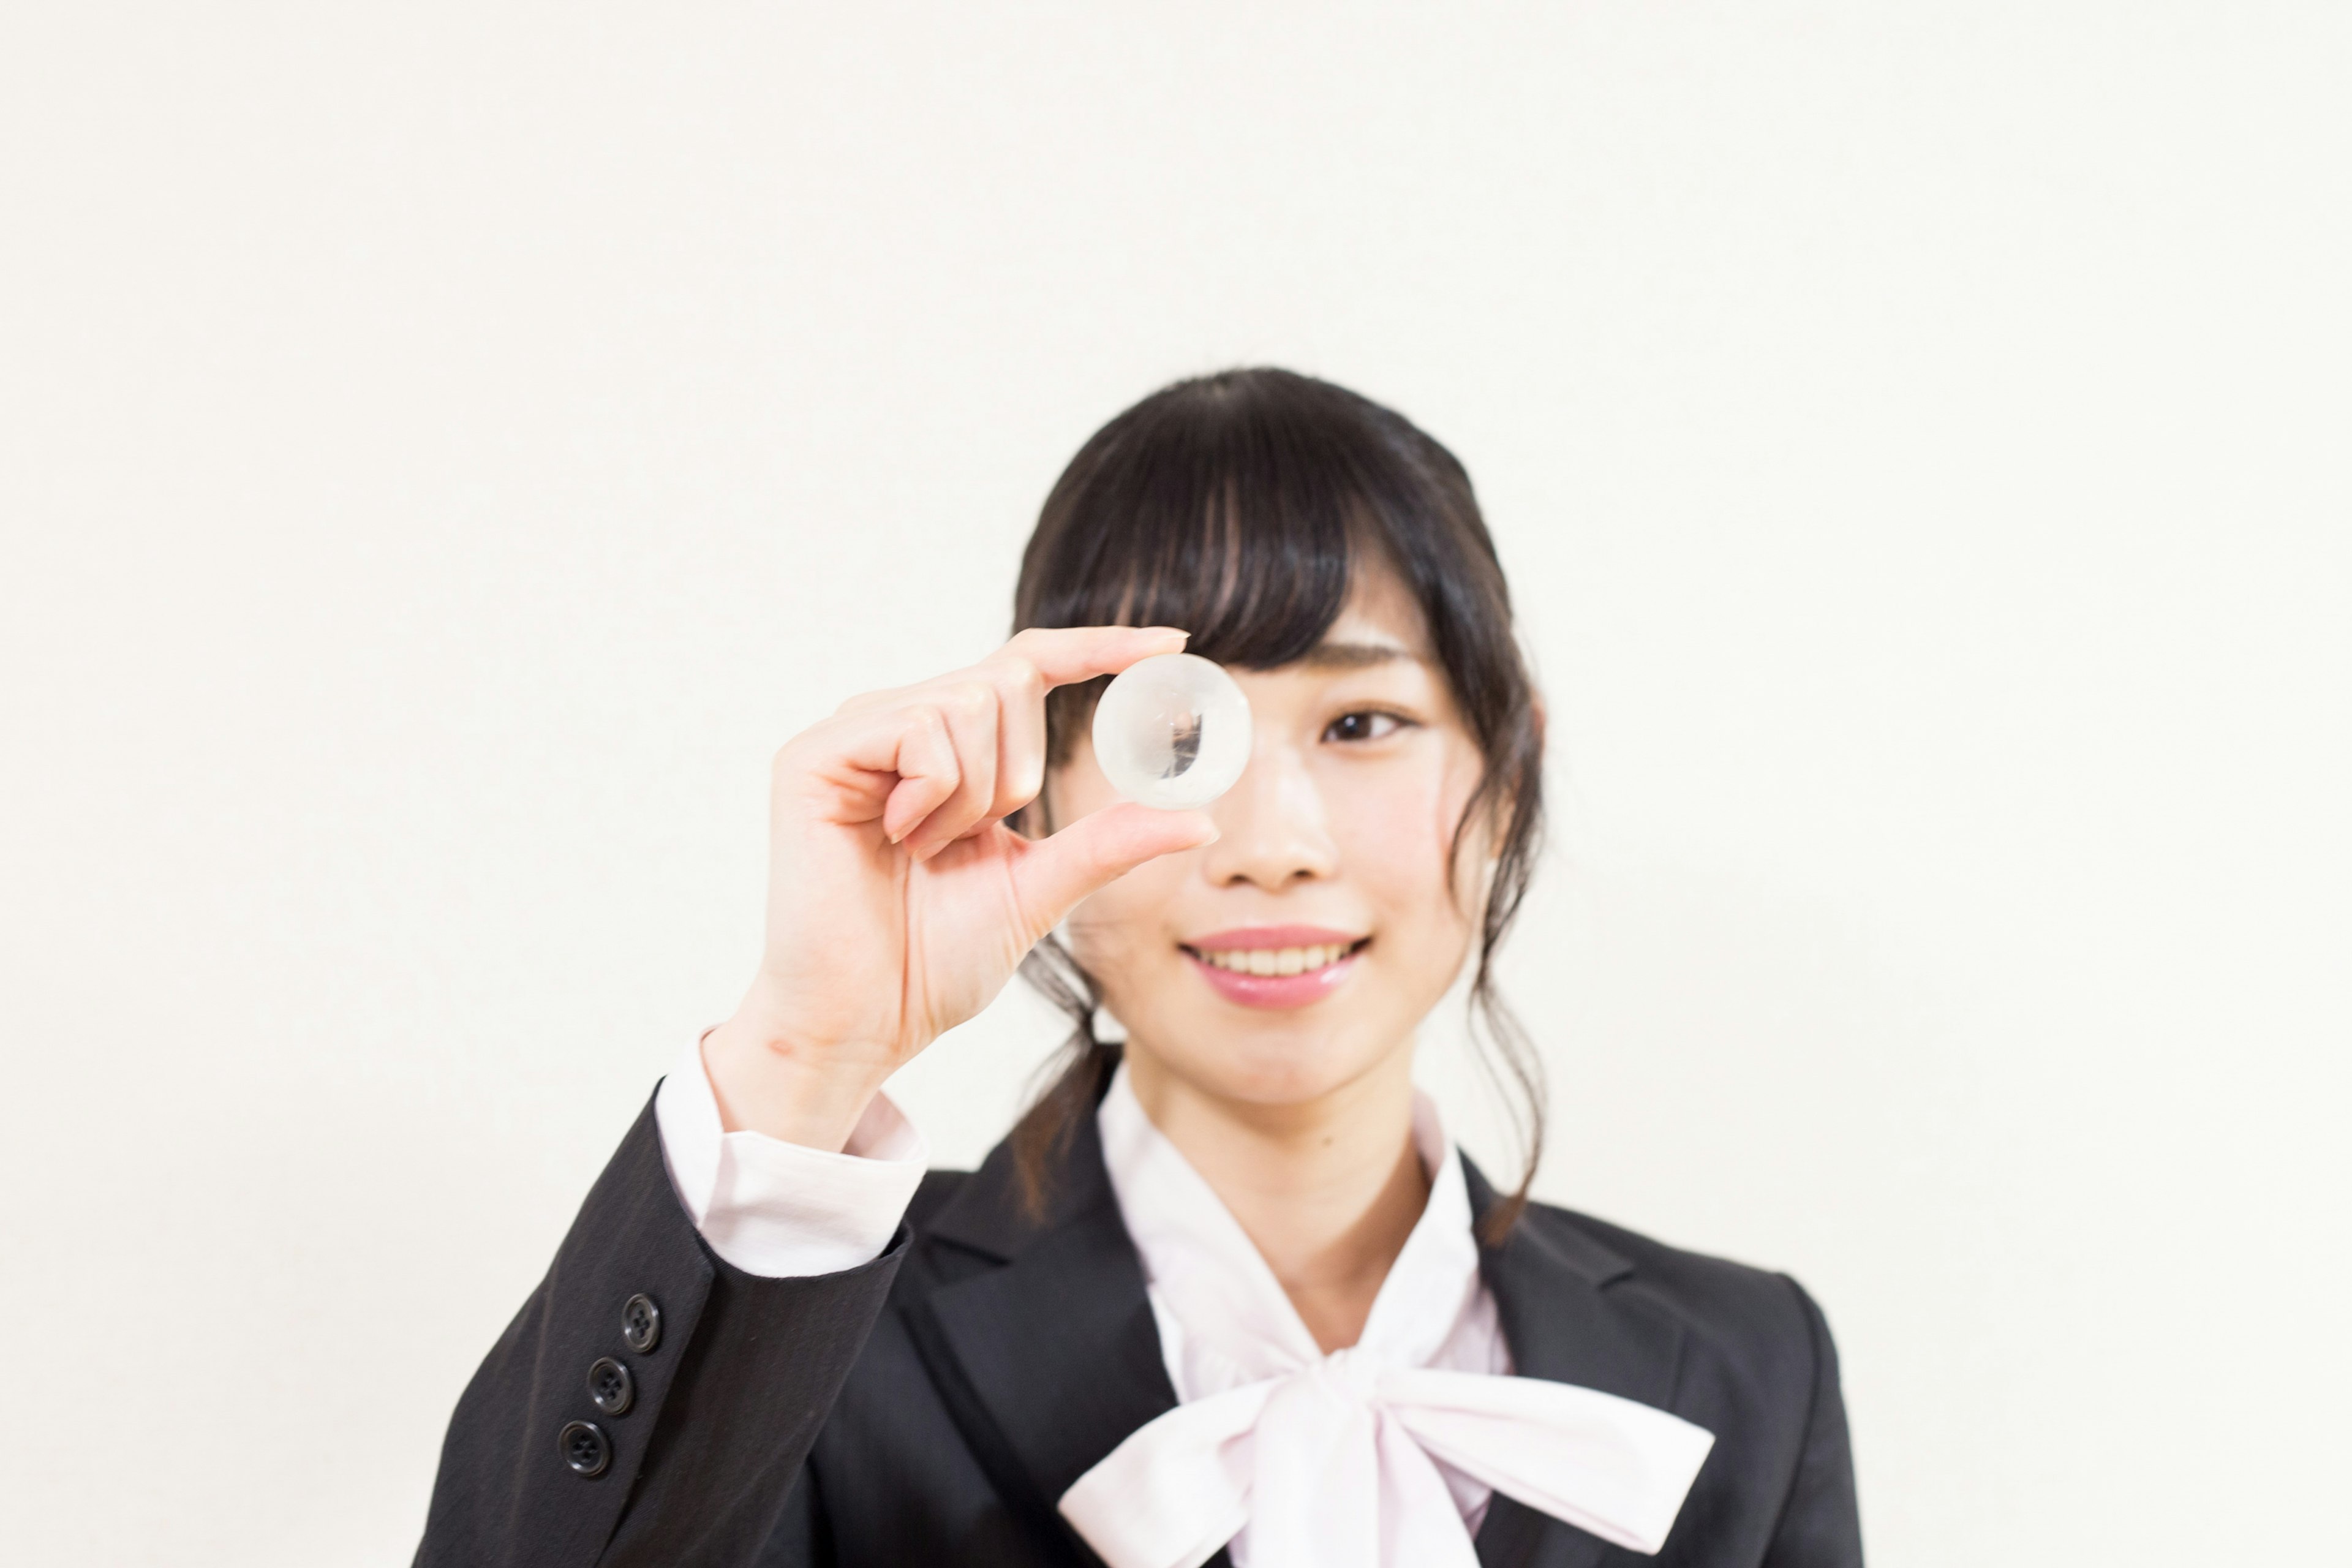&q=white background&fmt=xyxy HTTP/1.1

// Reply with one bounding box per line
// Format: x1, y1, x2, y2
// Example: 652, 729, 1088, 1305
3, 4, 2346, 1563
